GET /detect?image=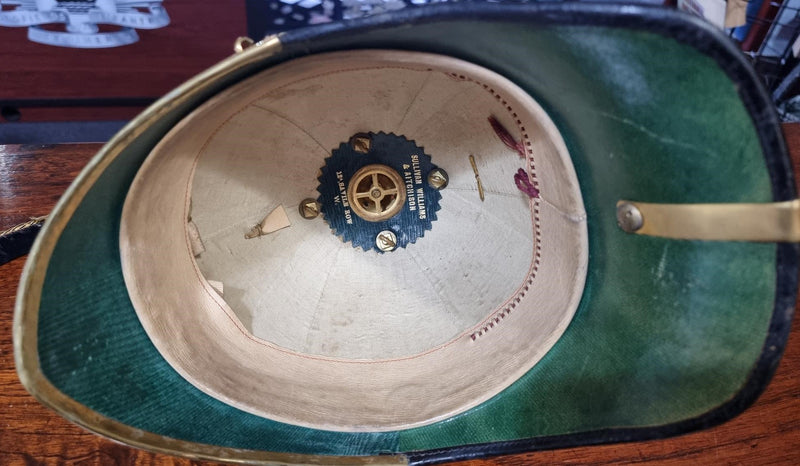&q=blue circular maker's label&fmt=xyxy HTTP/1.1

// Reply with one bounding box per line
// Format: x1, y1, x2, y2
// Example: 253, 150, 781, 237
317, 132, 441, 252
